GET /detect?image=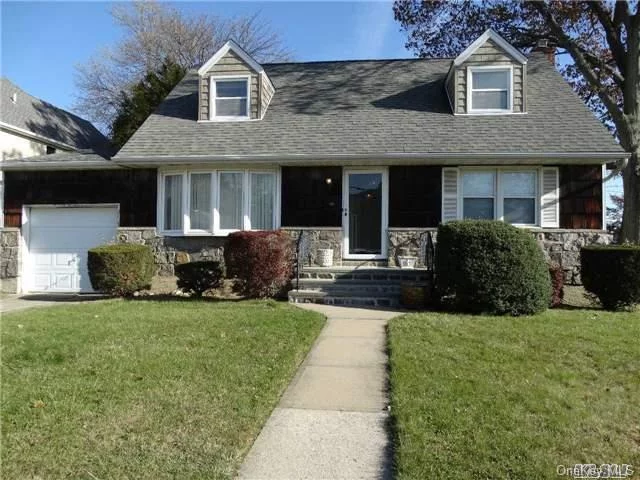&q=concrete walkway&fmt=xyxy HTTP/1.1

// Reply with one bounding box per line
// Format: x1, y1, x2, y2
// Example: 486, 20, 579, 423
238, 303, 404, 480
